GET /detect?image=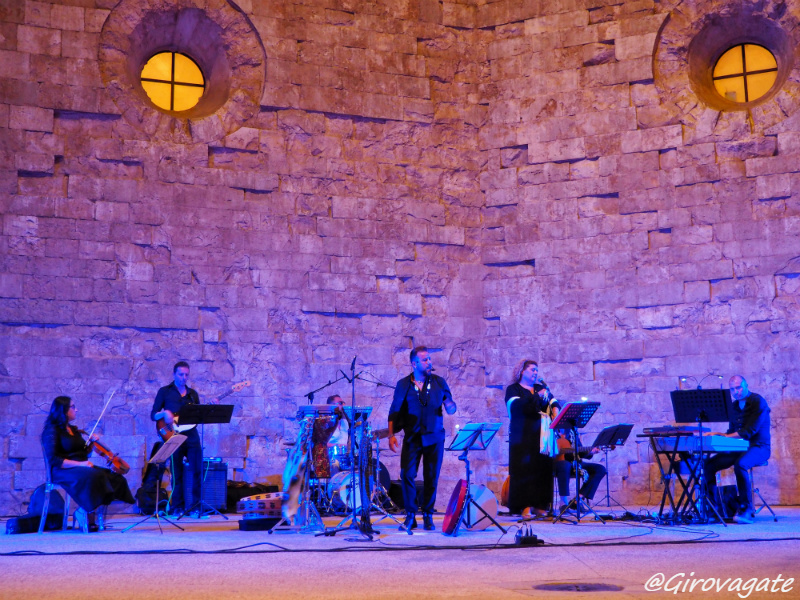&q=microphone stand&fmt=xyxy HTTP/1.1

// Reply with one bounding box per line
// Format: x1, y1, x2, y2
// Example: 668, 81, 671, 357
302, 373, 348, 405
316, 357, 375, 541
